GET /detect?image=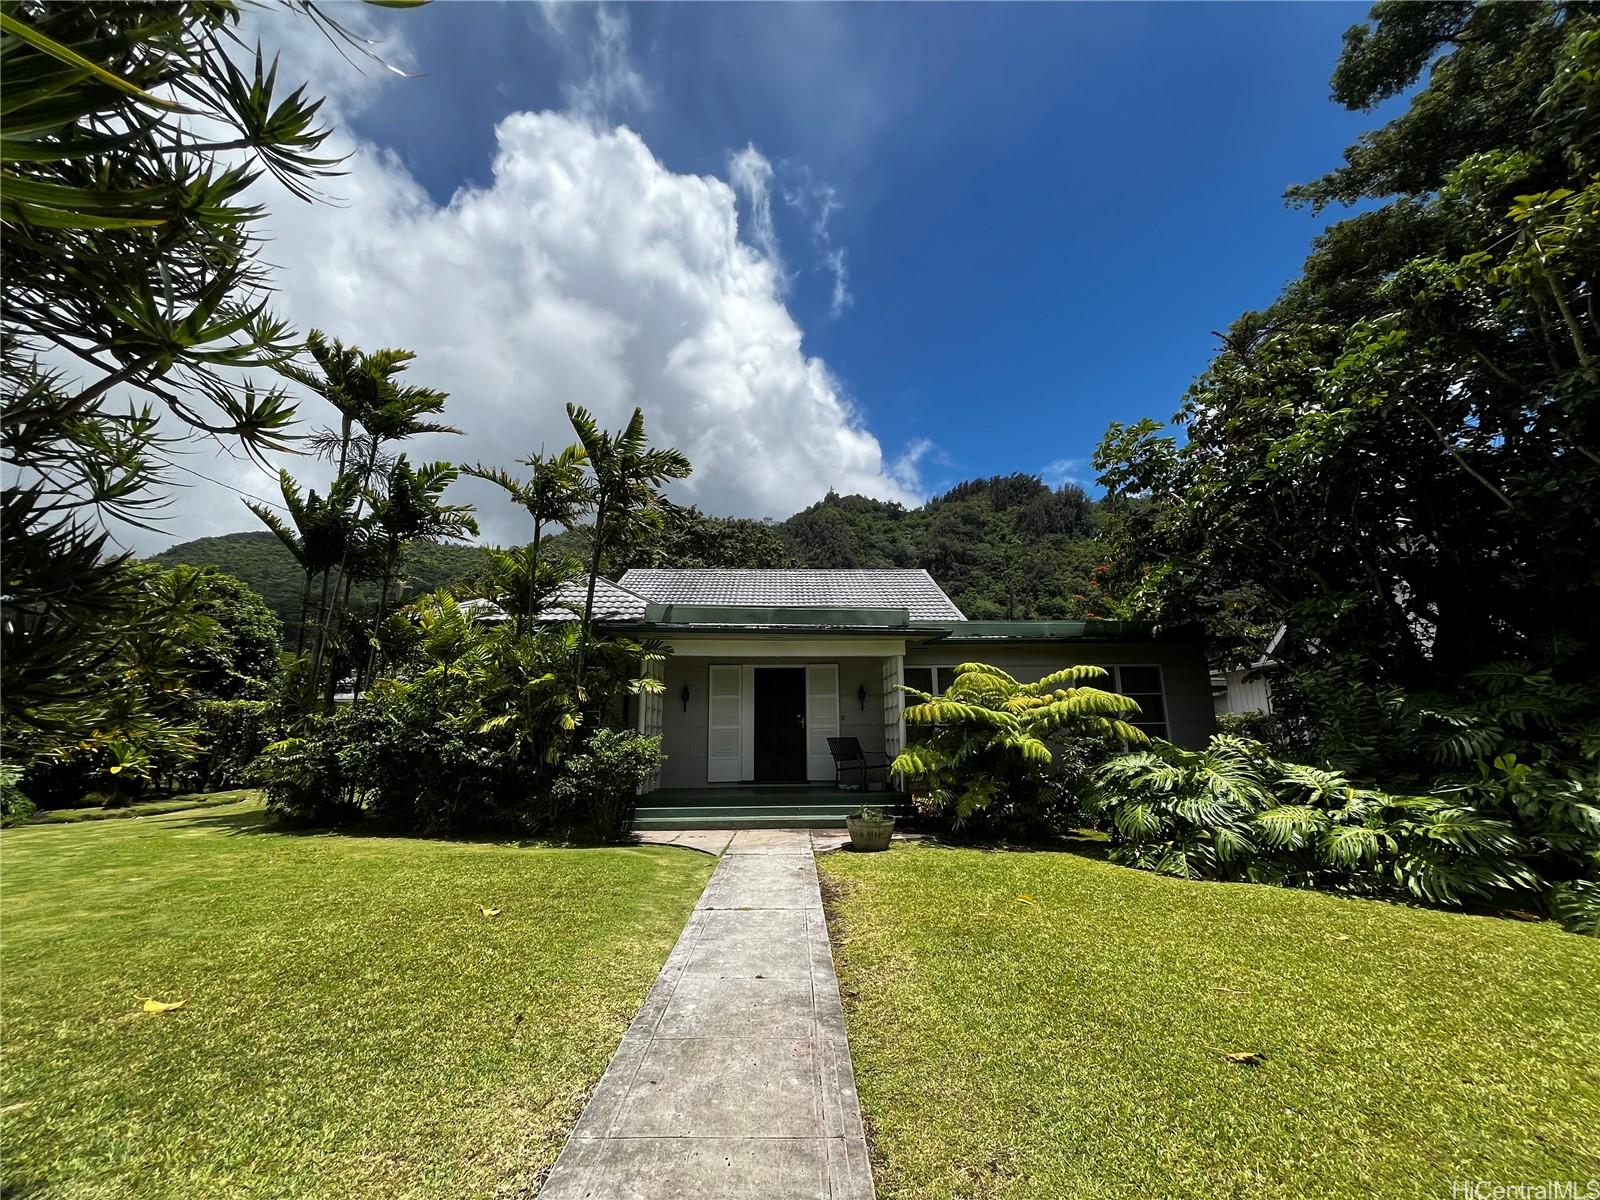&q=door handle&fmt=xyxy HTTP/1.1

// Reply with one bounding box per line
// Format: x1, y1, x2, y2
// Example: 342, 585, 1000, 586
798, 714, 806, 729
